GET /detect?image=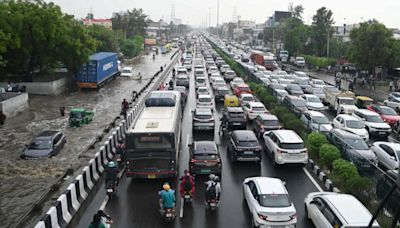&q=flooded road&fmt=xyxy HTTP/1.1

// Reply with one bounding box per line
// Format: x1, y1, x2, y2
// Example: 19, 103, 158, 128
0, 51, 175, 228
